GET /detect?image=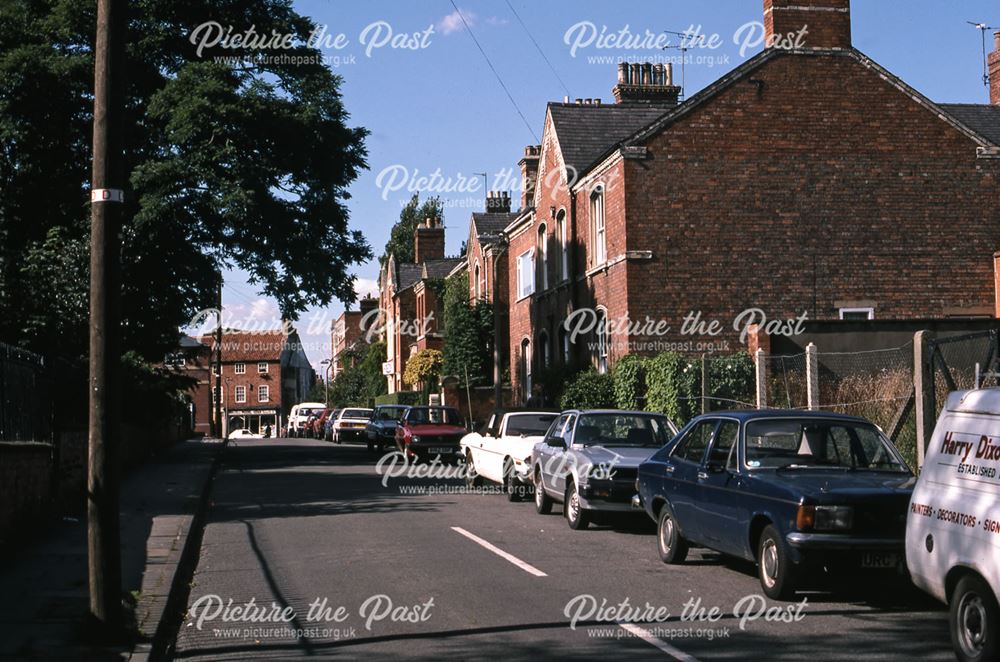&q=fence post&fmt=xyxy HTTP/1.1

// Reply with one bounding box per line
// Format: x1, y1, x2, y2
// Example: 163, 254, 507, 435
755, 348, 767, 409
914, 330, 935, 470
701, 354, 708, 414
806, 343, 819, 410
